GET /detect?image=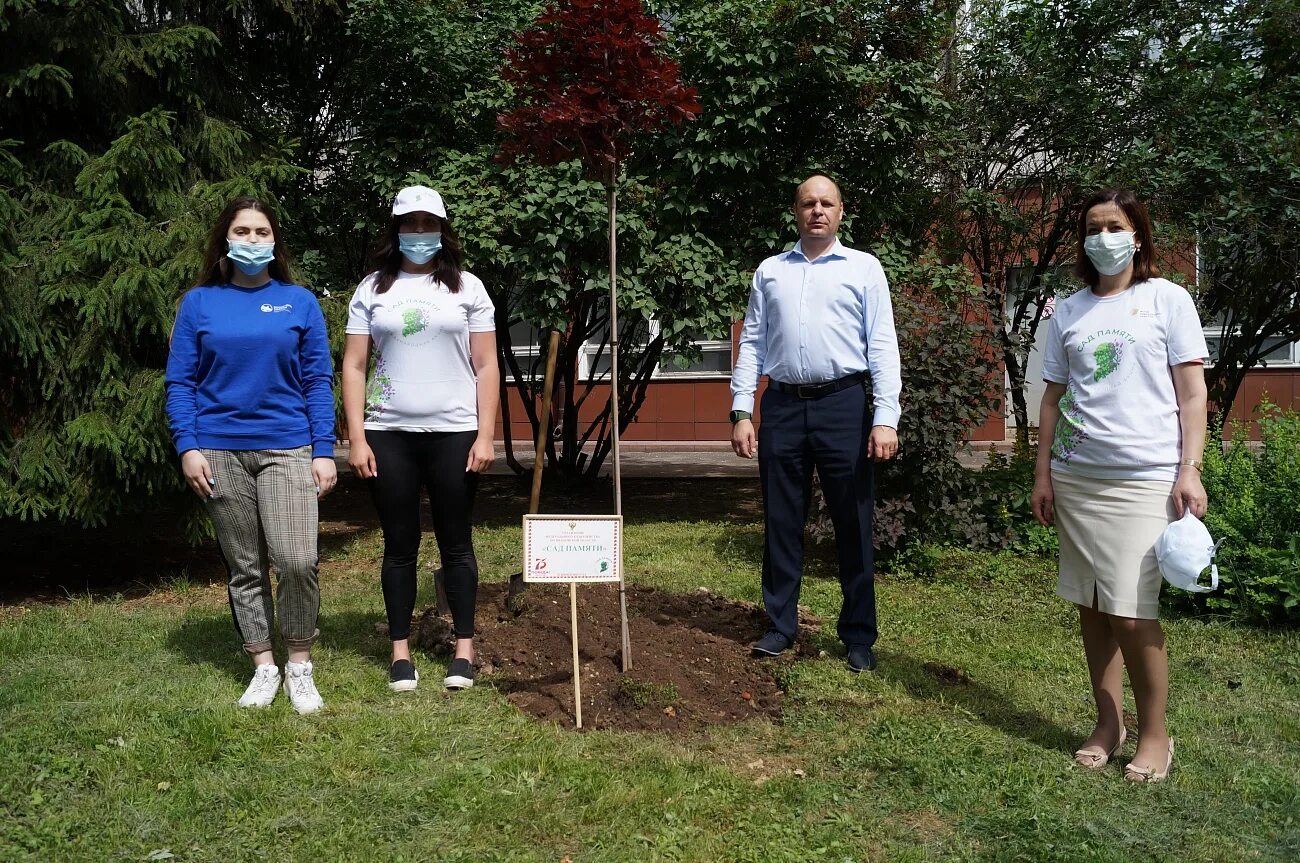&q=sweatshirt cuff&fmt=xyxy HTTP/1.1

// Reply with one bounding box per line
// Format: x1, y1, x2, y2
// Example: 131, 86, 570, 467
871, 407, 901, 429
175, 436, 199, 456
312, 441, 335, 459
